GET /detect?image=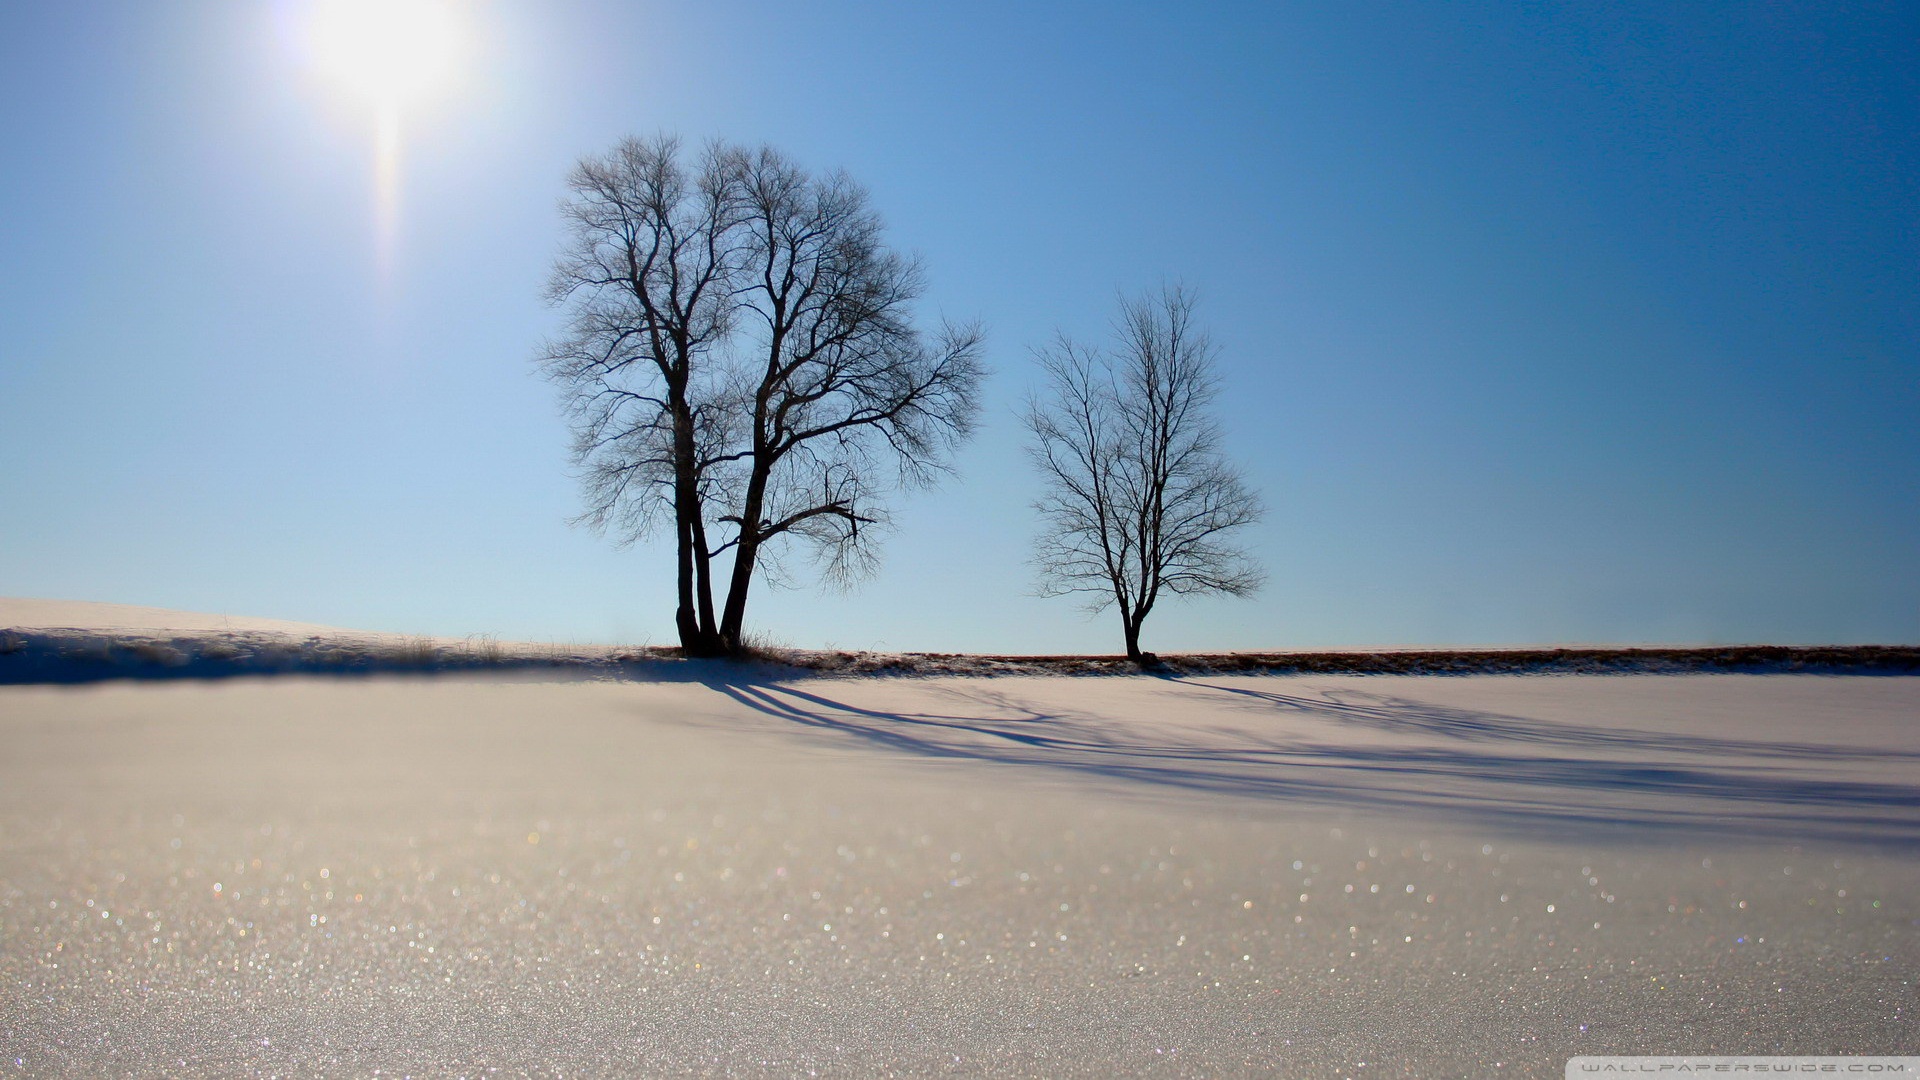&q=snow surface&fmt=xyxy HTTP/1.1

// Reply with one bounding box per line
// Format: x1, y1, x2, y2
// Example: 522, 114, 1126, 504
0, 597, 364, 637
1, 602, 1916, 1074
